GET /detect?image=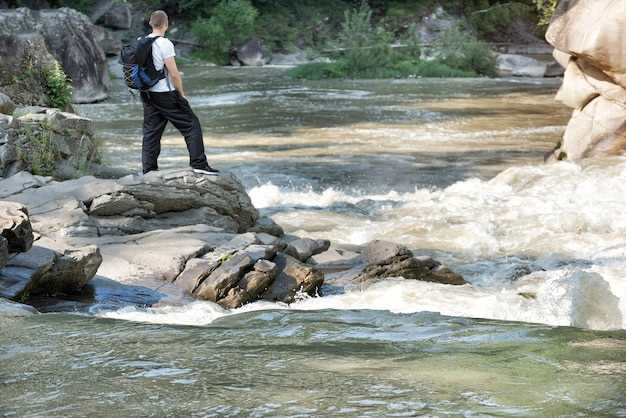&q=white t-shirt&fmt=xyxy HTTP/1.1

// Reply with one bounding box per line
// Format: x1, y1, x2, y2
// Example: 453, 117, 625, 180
147, 35, 176, 92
